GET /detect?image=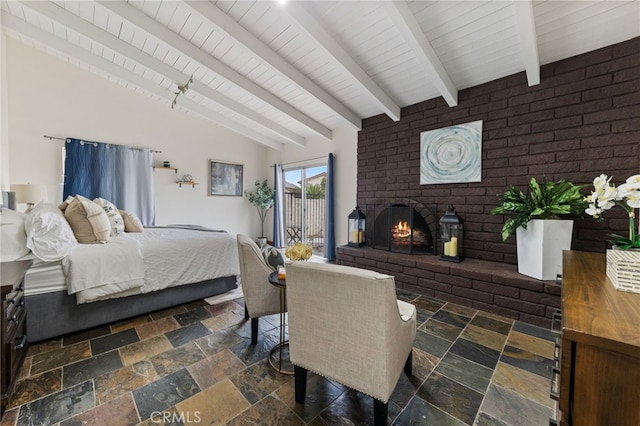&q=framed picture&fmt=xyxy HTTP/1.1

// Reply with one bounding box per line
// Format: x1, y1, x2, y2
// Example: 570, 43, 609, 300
209, 160, 243, 196
420, 120, 483, 185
